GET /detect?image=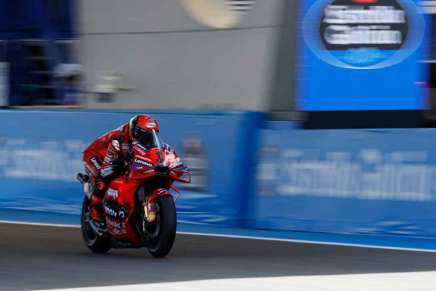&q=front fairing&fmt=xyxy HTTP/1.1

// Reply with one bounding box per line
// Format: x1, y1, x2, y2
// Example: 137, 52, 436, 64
128, 141, 191, 183
128, 146, 160, 180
